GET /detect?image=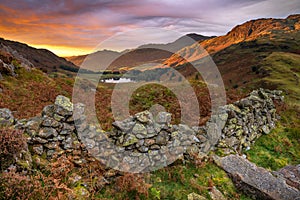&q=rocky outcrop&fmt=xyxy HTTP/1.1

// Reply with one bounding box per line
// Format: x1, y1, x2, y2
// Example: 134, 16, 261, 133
0, 108, 15, 126
163, 14, 300, 68
0, 59, 17, 77
0, 43, 34, 77
215, 155, 300, 200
